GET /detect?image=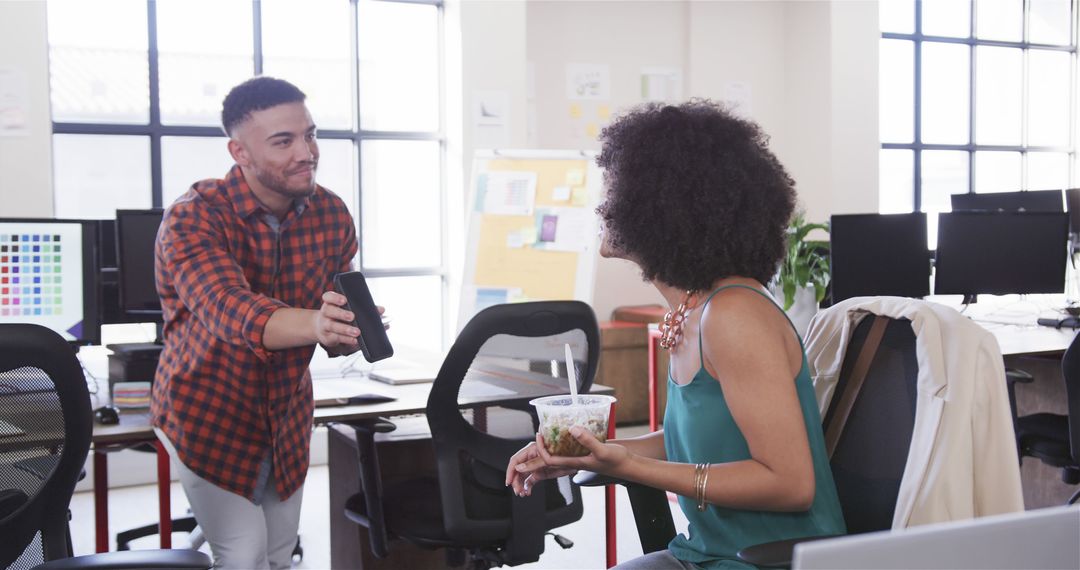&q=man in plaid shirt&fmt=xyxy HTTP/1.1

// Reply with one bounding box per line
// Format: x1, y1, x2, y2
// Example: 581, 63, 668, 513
152, 76, 366, 569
